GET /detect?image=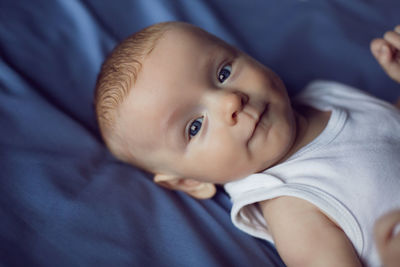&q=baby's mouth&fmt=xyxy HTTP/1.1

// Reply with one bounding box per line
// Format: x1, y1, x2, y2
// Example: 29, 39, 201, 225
247, 103, 269, 144
258, 104, 269, 125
